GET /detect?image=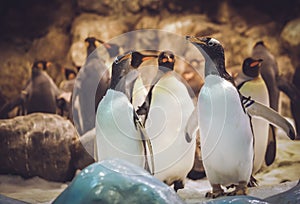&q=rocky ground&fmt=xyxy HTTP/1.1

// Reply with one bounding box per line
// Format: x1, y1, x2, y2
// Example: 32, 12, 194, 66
0, 135, 299, 203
